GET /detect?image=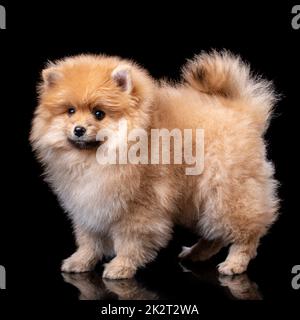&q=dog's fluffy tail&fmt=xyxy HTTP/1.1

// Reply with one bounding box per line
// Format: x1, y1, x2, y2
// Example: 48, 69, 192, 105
182, 50, 278, 132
